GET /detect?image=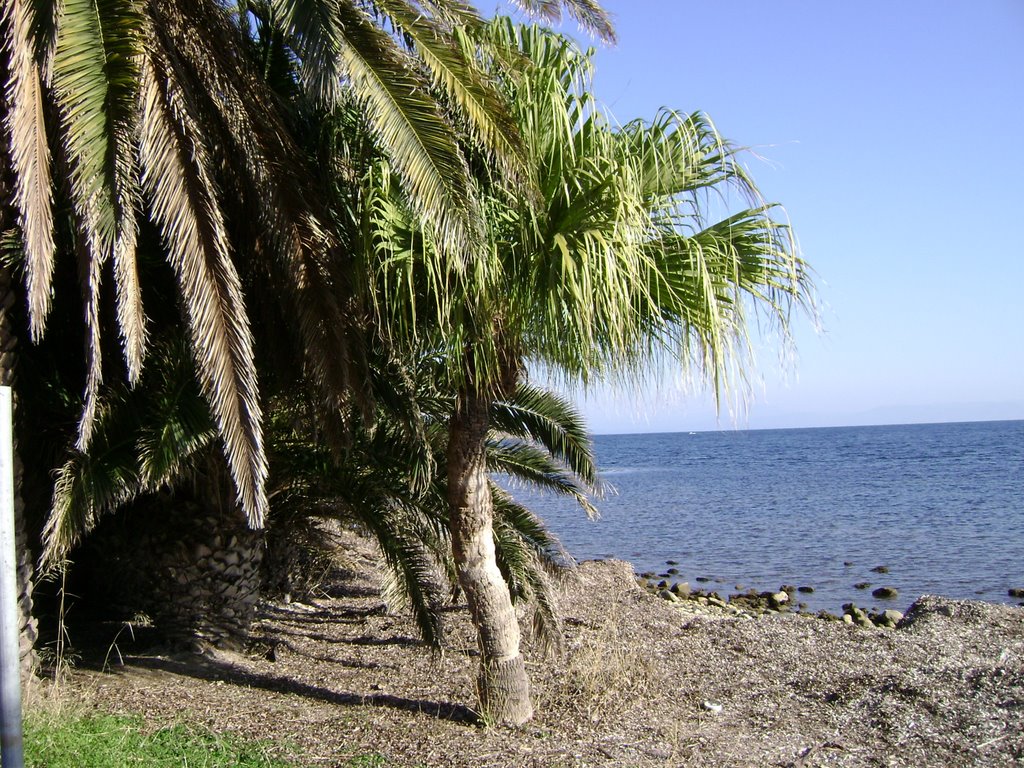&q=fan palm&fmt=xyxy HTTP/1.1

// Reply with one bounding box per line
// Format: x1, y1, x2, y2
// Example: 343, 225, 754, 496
374, 19, 816, 723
